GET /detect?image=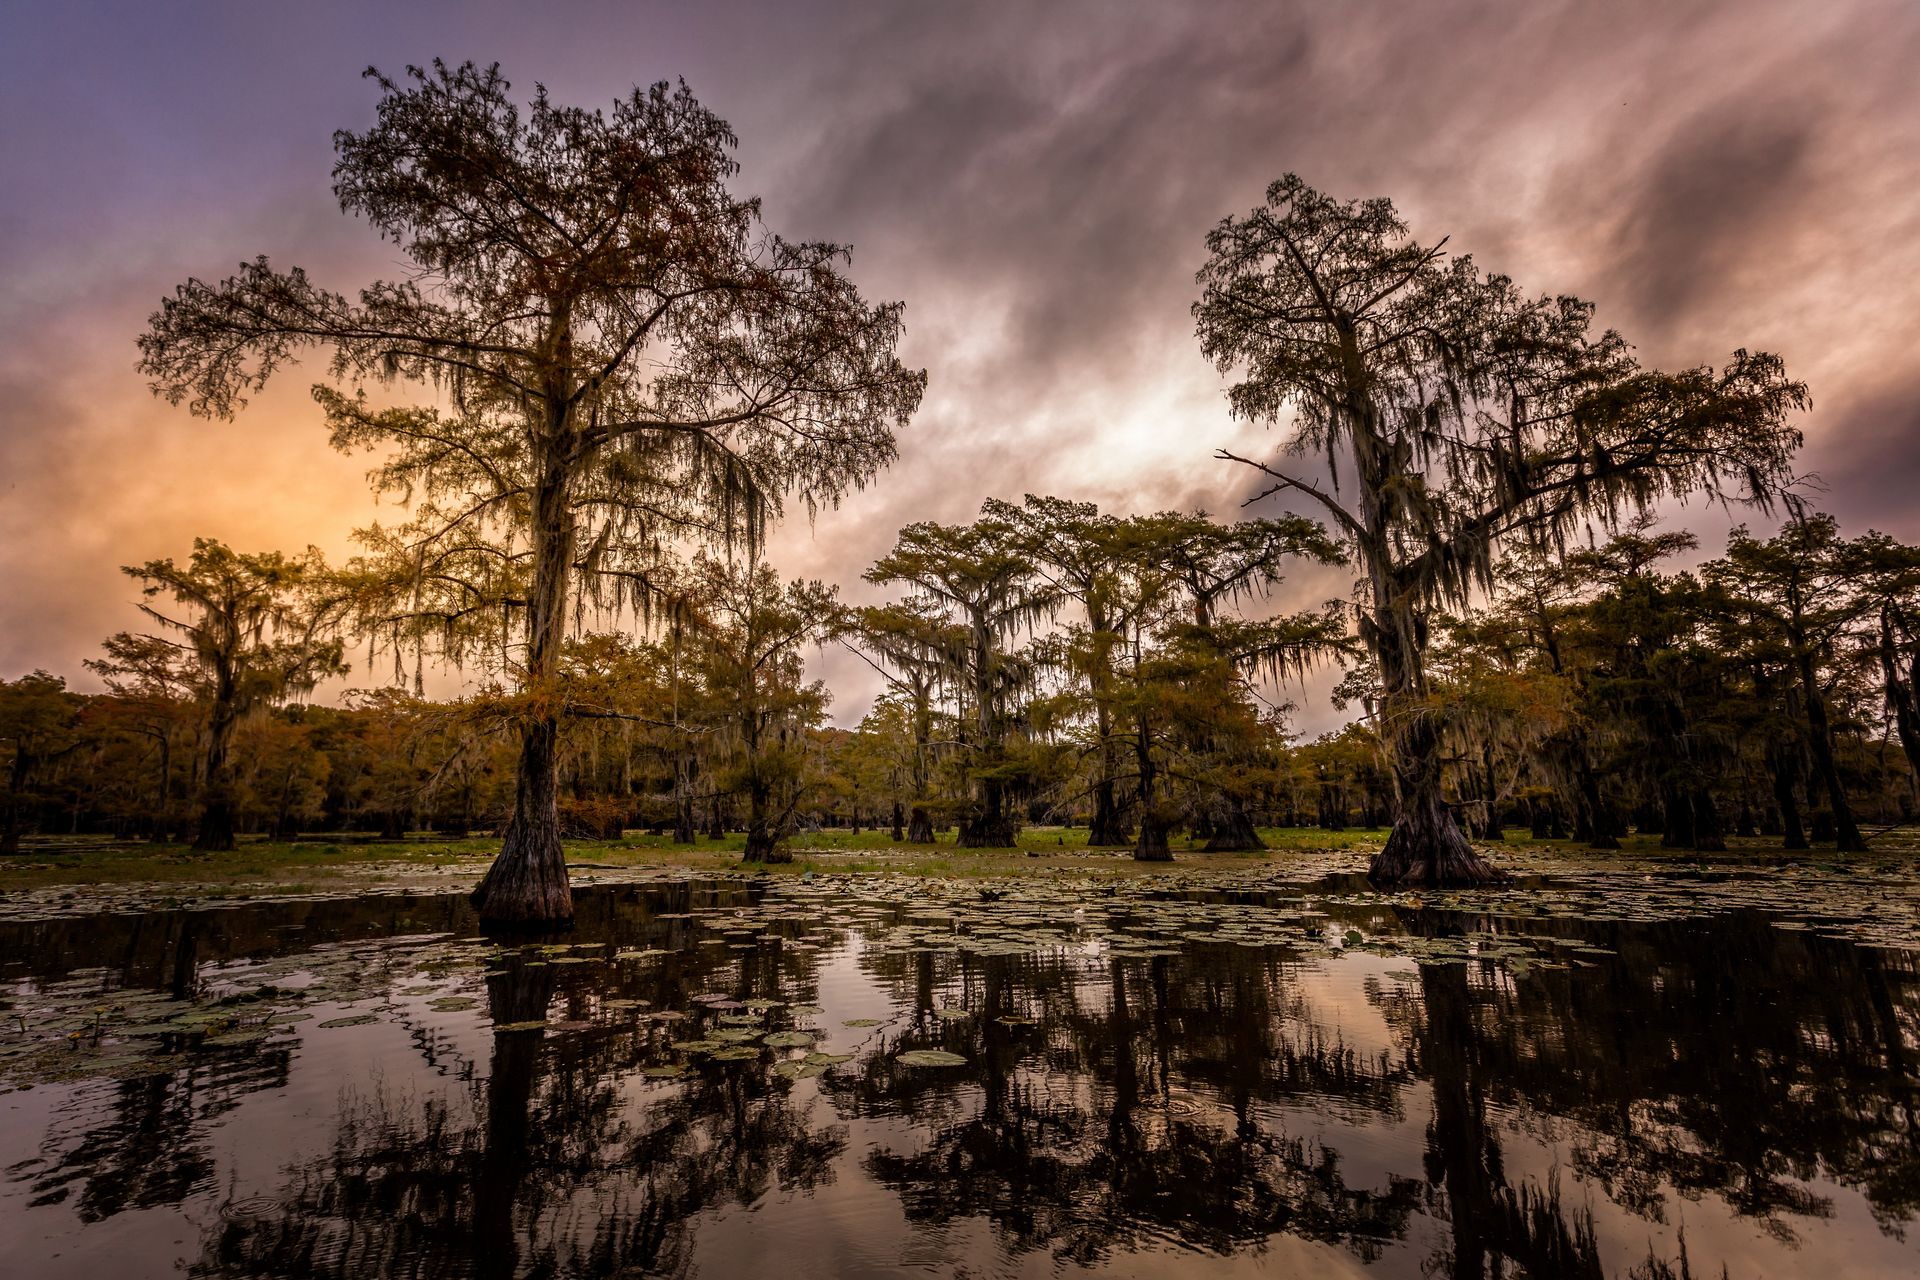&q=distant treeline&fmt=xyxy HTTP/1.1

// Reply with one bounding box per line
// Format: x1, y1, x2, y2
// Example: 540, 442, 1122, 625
18, 60, 1897, 912
6, 505, 1918, 856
